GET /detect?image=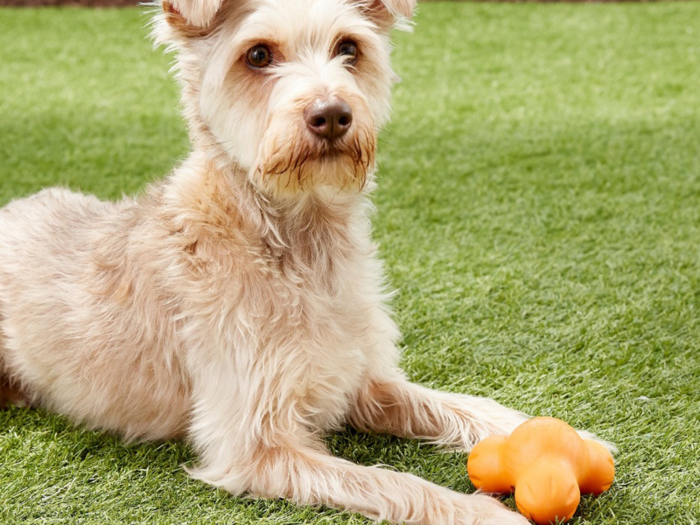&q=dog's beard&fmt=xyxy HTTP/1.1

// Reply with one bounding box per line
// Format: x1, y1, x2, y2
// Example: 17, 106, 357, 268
251, 123, 376, 196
